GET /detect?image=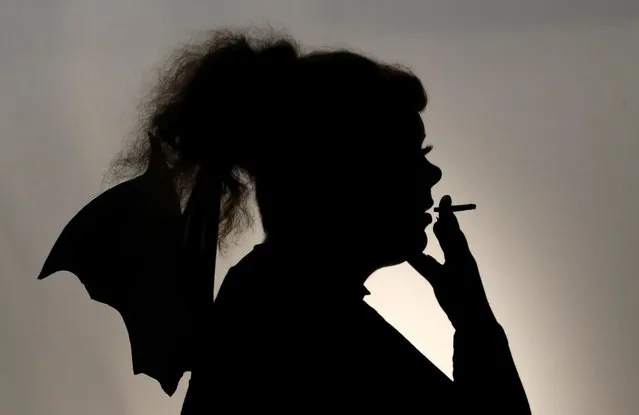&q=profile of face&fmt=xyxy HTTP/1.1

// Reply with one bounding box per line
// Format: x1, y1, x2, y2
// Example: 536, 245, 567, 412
332, 107, 442, 269
258, 59, 440, 271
